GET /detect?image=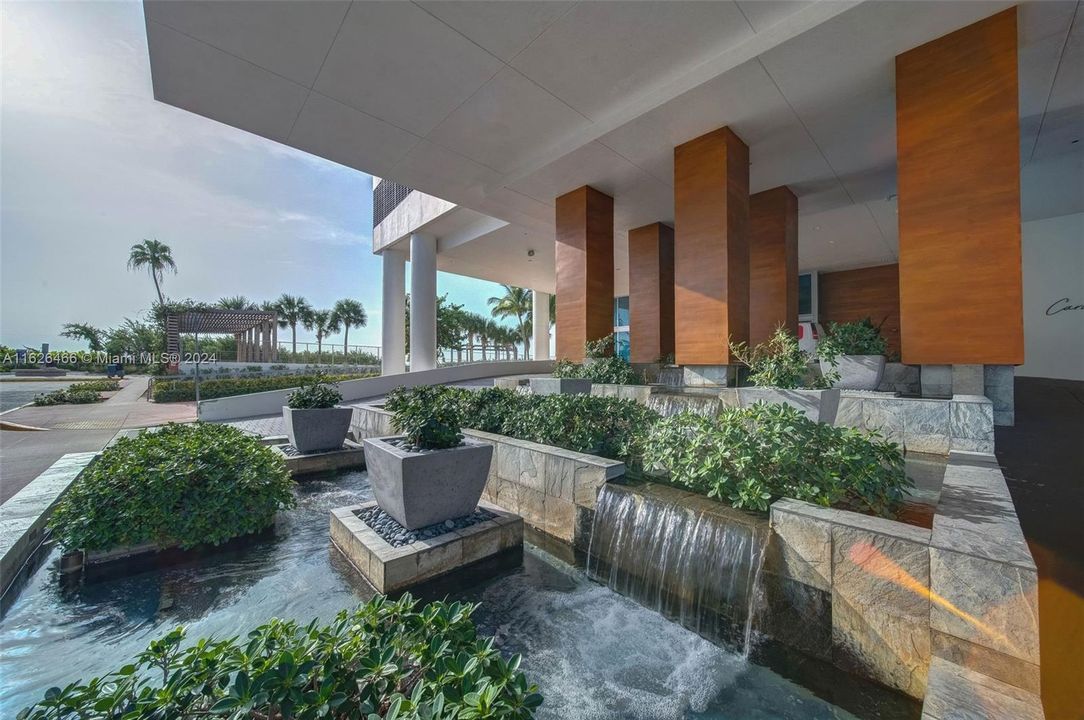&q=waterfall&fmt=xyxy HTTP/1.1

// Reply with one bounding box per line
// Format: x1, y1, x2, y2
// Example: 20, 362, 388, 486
646, 391, 722, 418
587, 483, 767, 656
655, 366, 685, 388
